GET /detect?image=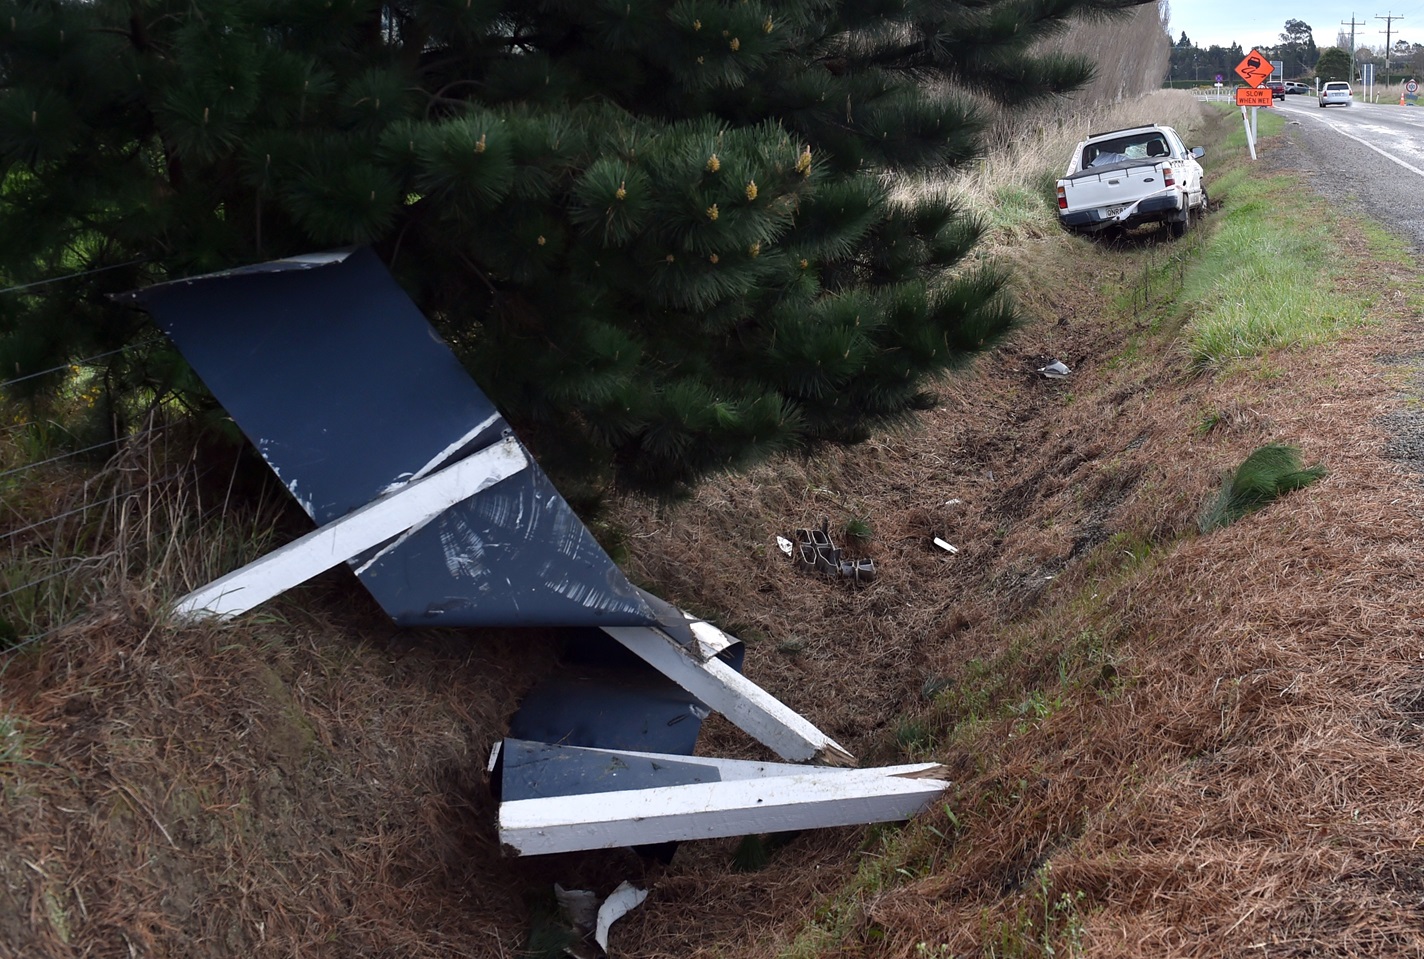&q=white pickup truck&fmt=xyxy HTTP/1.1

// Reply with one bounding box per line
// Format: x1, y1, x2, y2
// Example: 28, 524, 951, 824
1056, 125, 1207, 237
